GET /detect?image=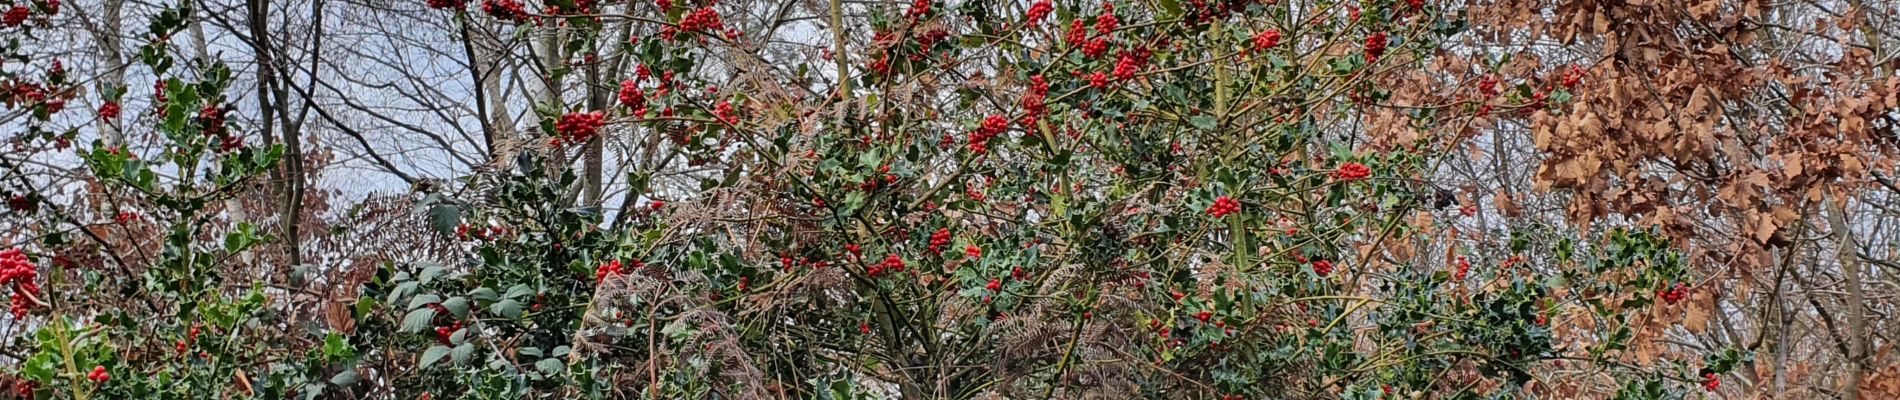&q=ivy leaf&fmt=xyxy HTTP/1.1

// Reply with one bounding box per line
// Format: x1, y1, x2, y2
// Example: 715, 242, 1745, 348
323, 332, 354, 360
